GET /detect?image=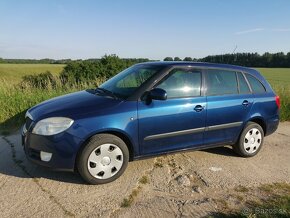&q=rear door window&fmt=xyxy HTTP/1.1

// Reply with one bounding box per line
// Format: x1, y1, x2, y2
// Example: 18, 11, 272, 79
206, 69, 238, 95
245, 74, 266, 93
237, 72, 251, 94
